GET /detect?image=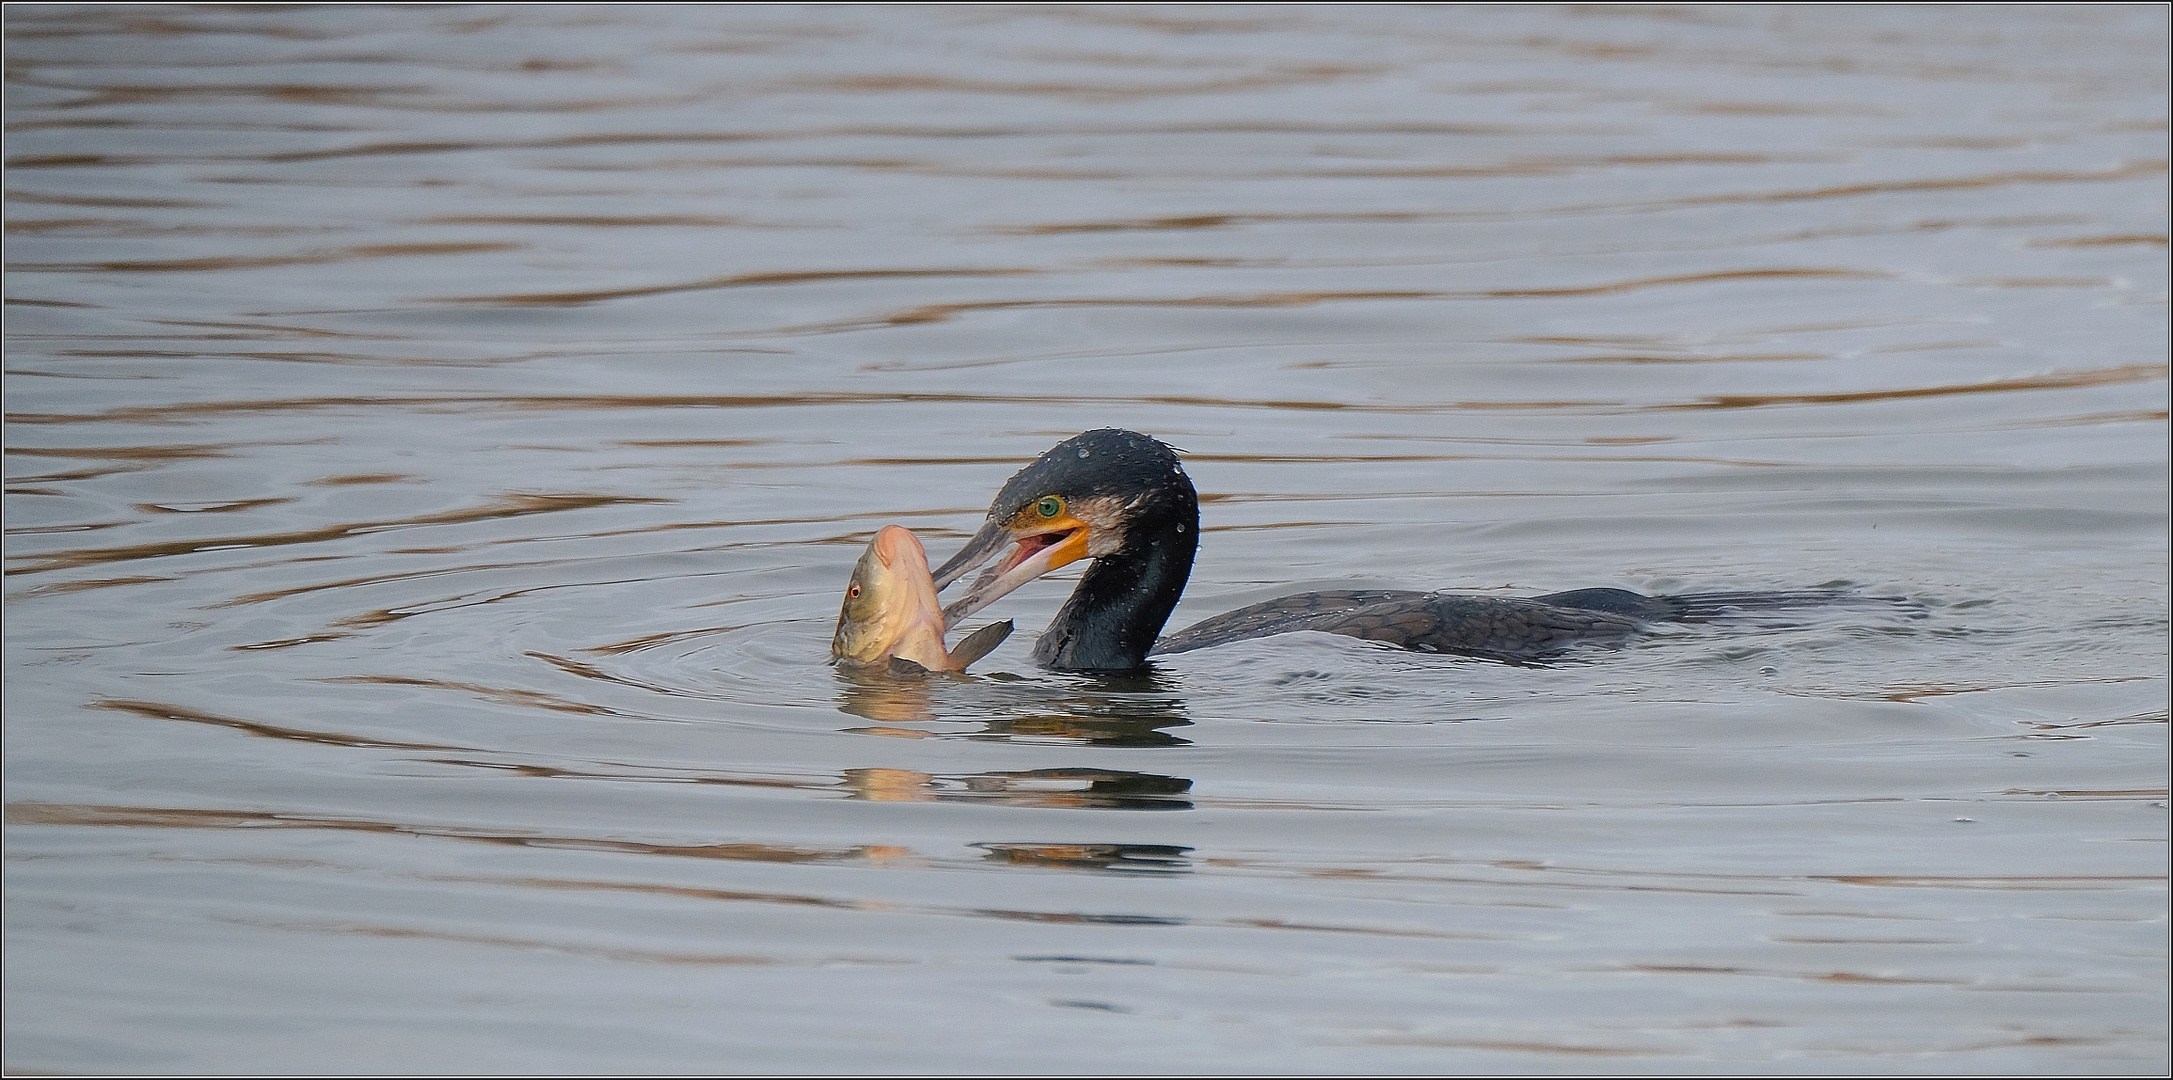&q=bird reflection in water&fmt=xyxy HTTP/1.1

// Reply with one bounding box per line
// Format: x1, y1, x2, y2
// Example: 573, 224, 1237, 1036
833, 666, 1194, 748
